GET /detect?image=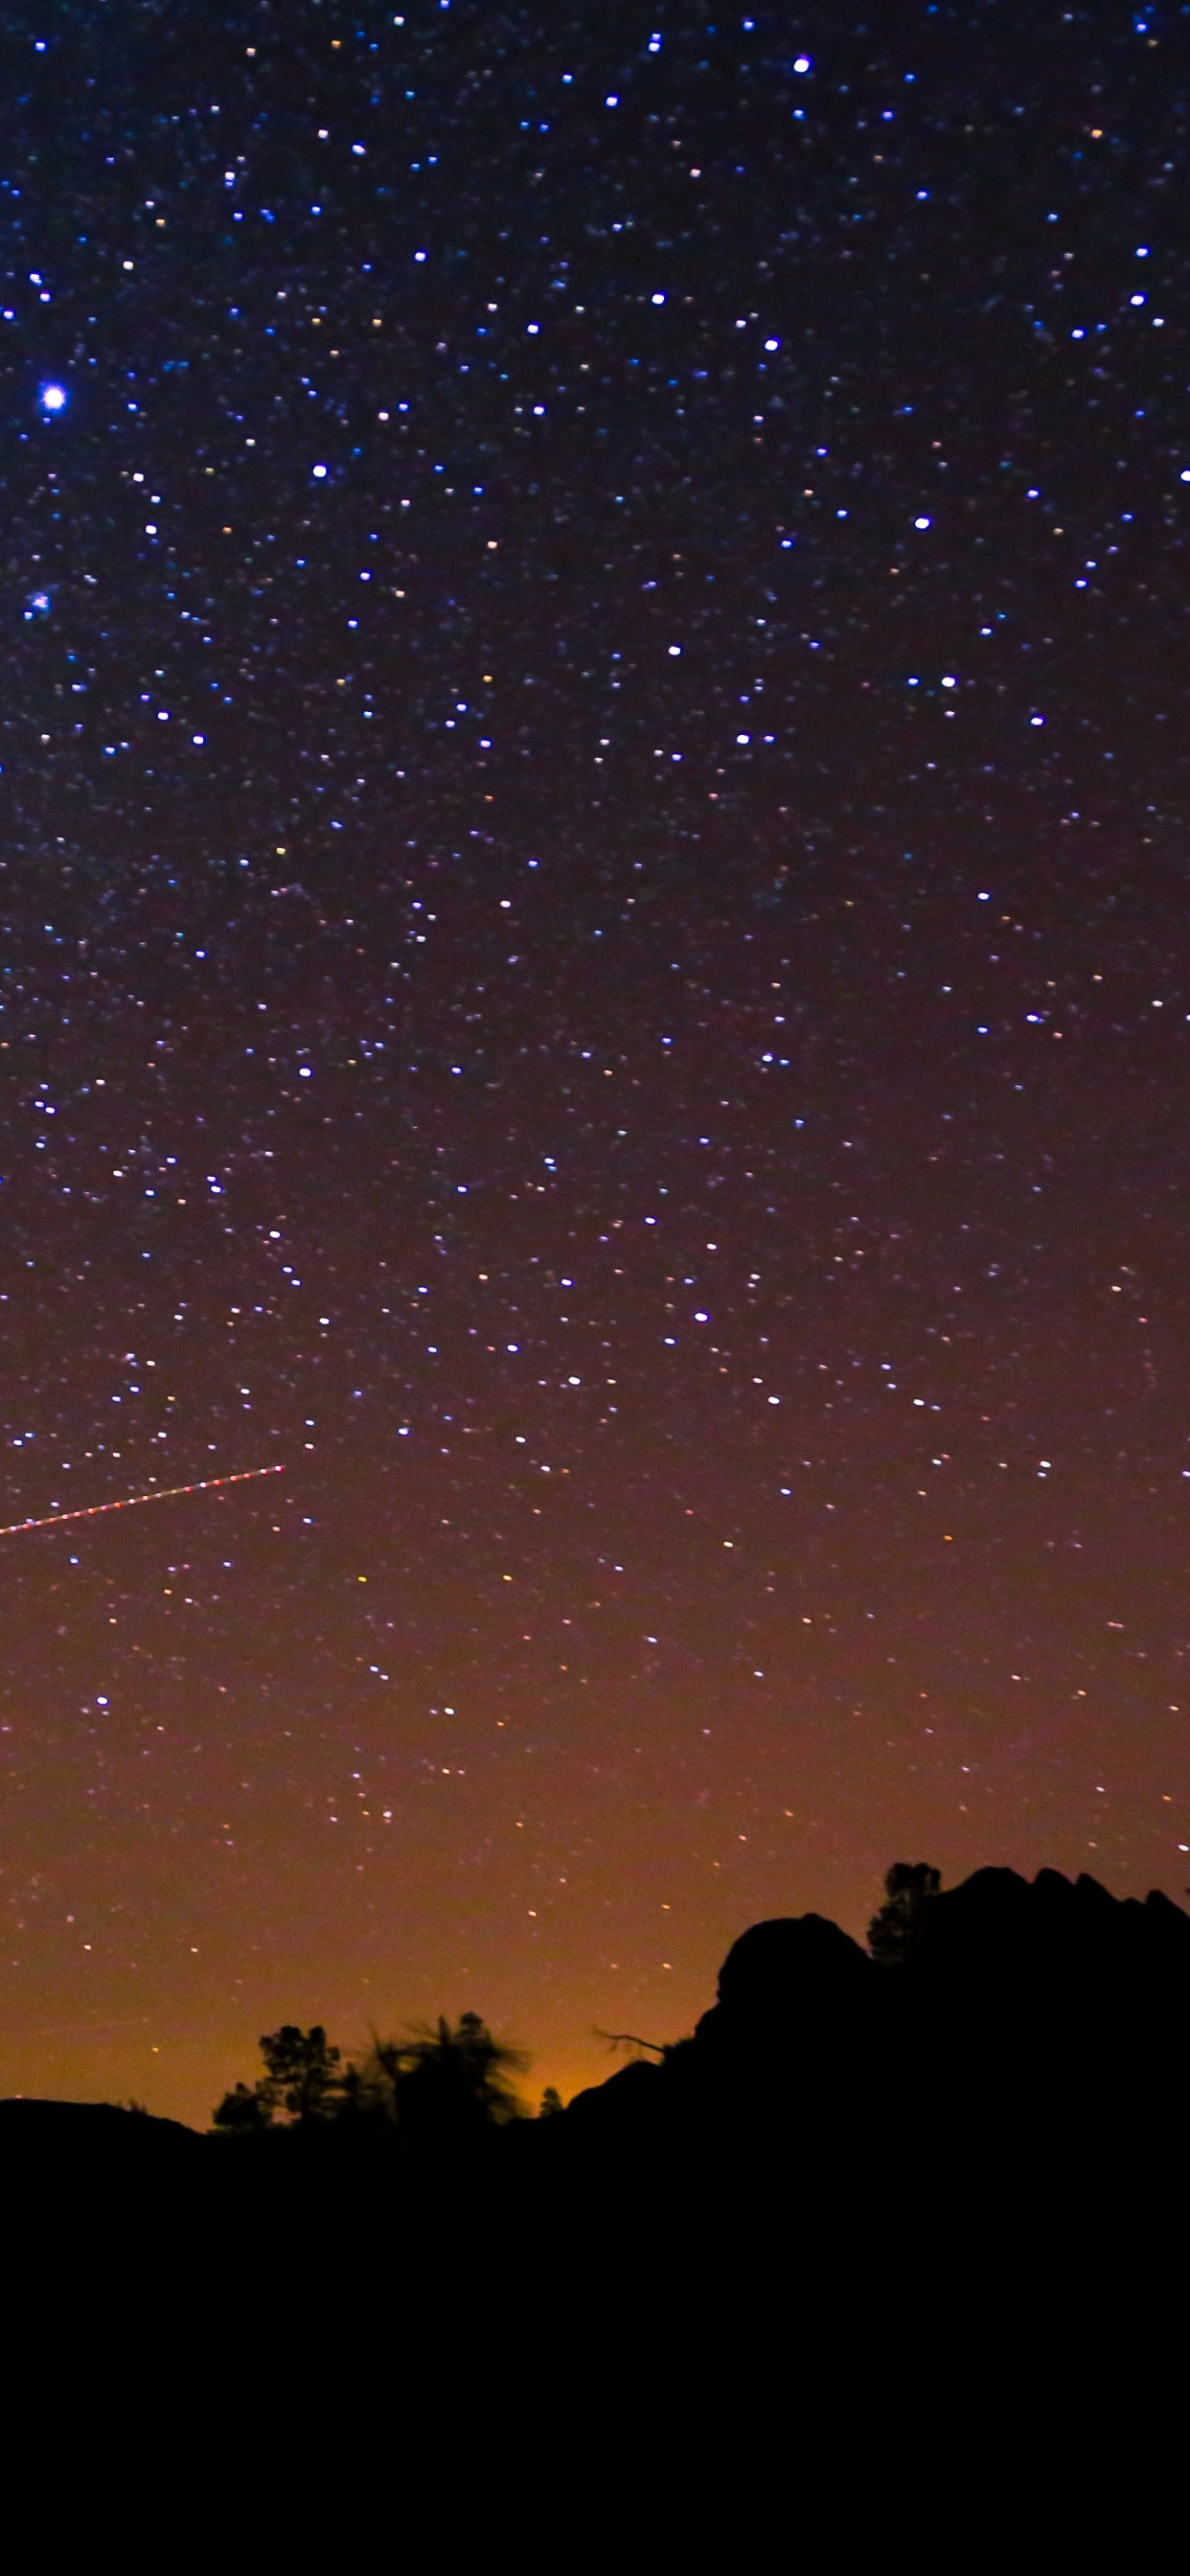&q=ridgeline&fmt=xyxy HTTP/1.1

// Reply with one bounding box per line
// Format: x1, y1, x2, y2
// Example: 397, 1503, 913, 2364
6, 1861, 1186, 2438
